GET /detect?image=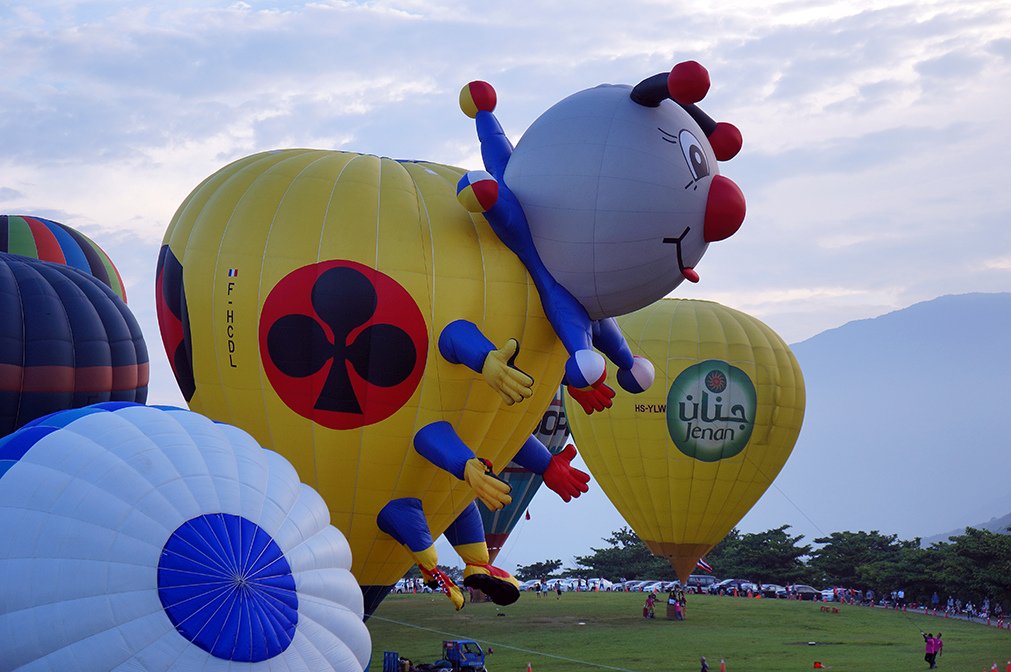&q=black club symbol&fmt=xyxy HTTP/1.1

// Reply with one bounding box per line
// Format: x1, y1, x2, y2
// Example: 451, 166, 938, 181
266, 266, 417, 414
